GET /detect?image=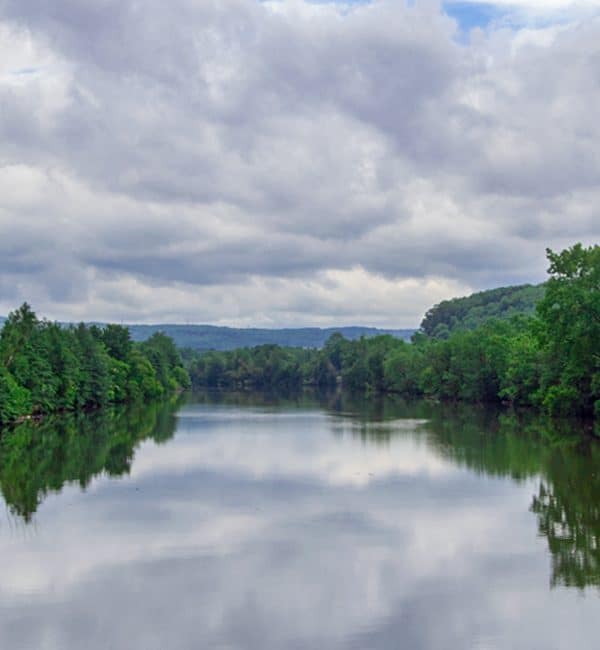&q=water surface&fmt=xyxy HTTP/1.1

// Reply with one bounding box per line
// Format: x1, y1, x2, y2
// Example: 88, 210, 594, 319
0, 392, 599, 649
